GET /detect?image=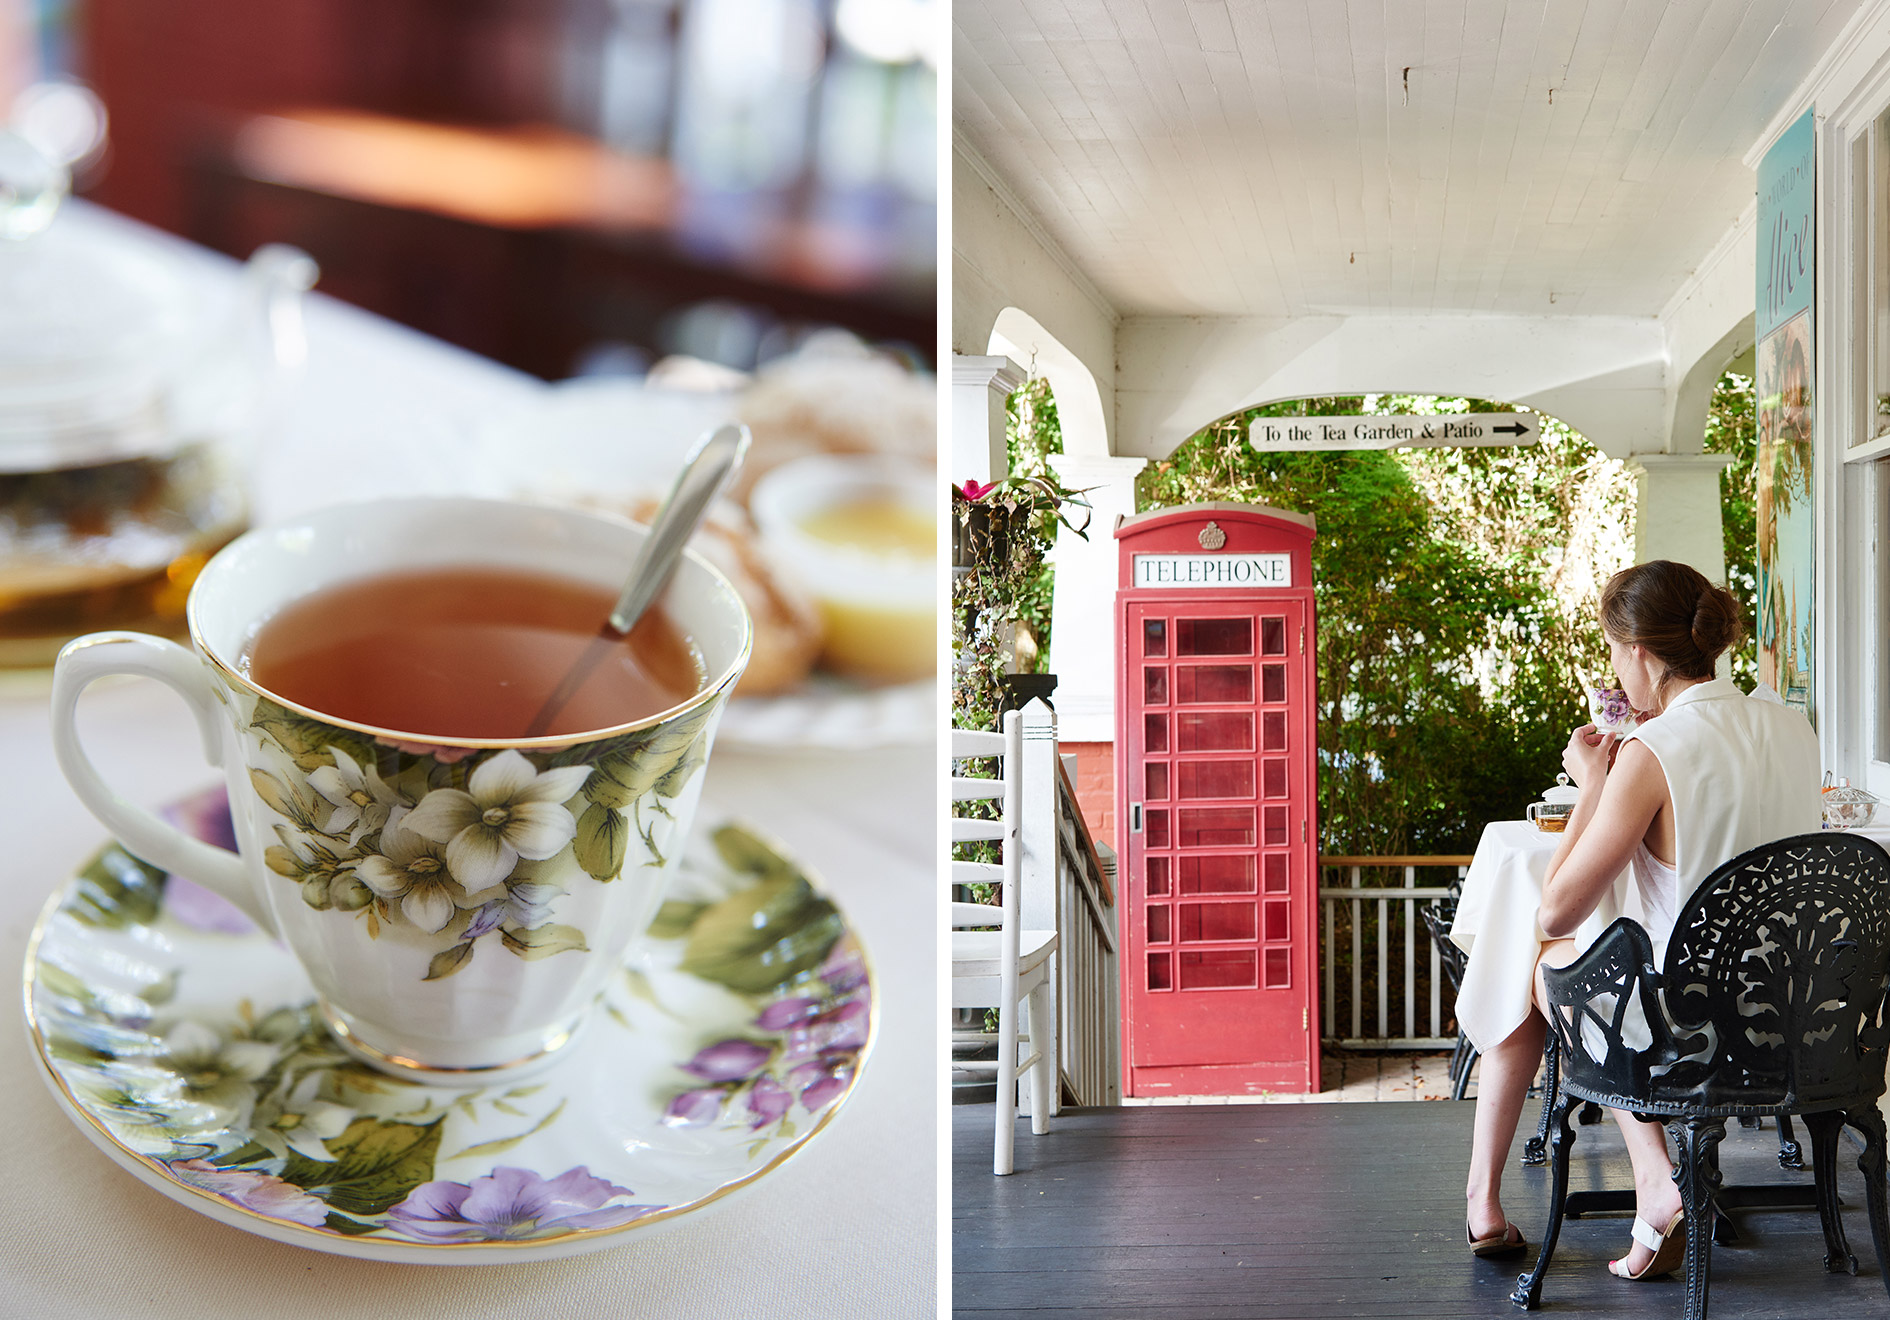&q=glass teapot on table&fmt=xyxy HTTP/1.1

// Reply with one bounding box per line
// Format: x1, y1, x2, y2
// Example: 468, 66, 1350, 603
1527, 774, 1581, 833
0, 131, 316, 668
